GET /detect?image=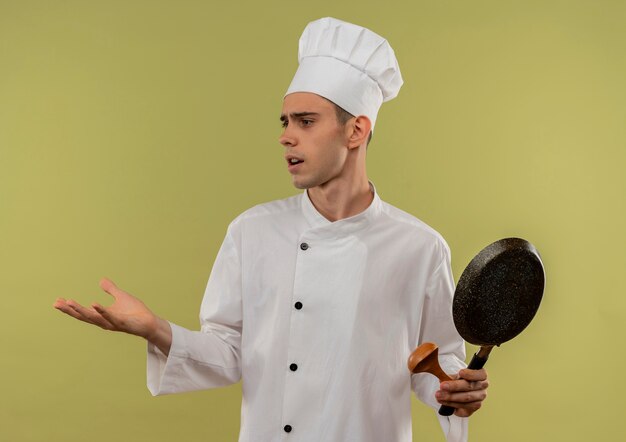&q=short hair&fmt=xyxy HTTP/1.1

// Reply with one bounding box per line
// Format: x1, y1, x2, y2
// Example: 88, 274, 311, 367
334, 104, 355, 125
333, 103, 373, 146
